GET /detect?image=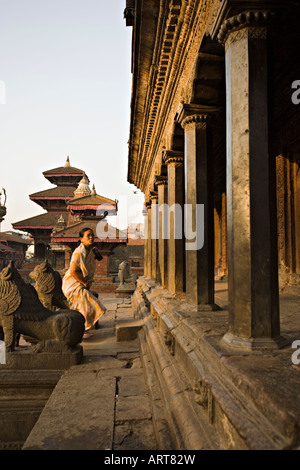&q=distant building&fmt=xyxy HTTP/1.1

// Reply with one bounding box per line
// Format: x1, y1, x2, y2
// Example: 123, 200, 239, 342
13, 157, 127, 275
126, 223, 144, 240
108, 223, 144, 277
0, 231, 32, 270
